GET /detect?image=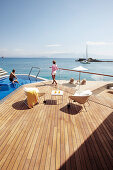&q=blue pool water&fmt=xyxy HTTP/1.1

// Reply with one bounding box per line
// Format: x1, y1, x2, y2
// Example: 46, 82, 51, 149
0, 75, 43, 100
